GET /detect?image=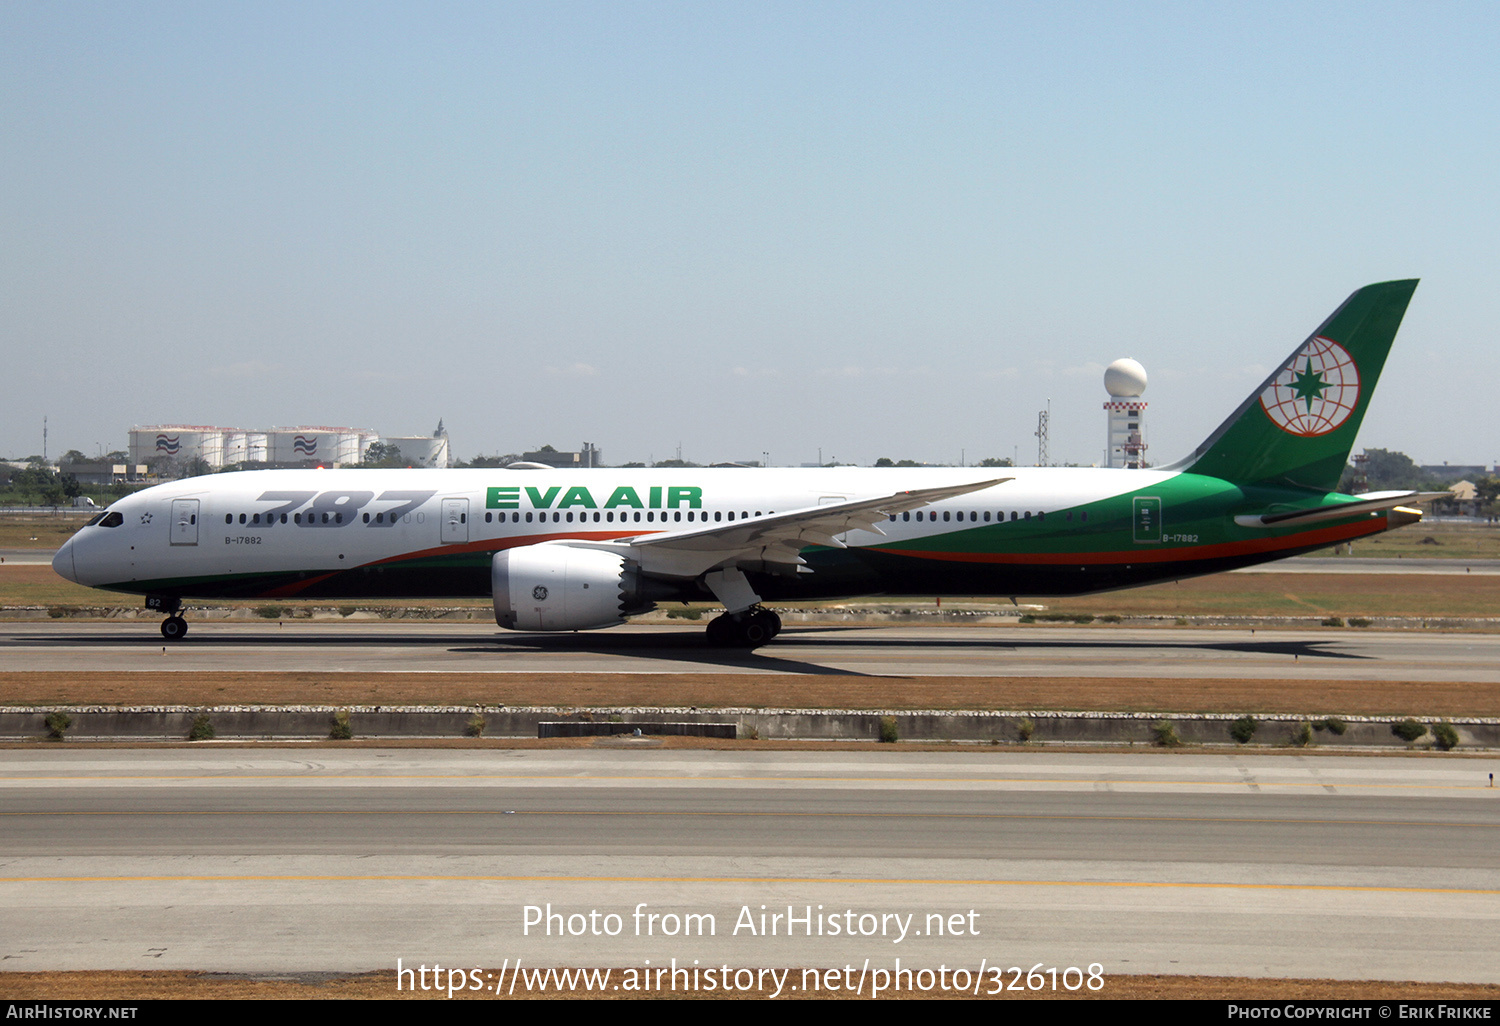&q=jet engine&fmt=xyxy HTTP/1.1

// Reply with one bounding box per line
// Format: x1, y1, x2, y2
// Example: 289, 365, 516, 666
492, 544, 648, 631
